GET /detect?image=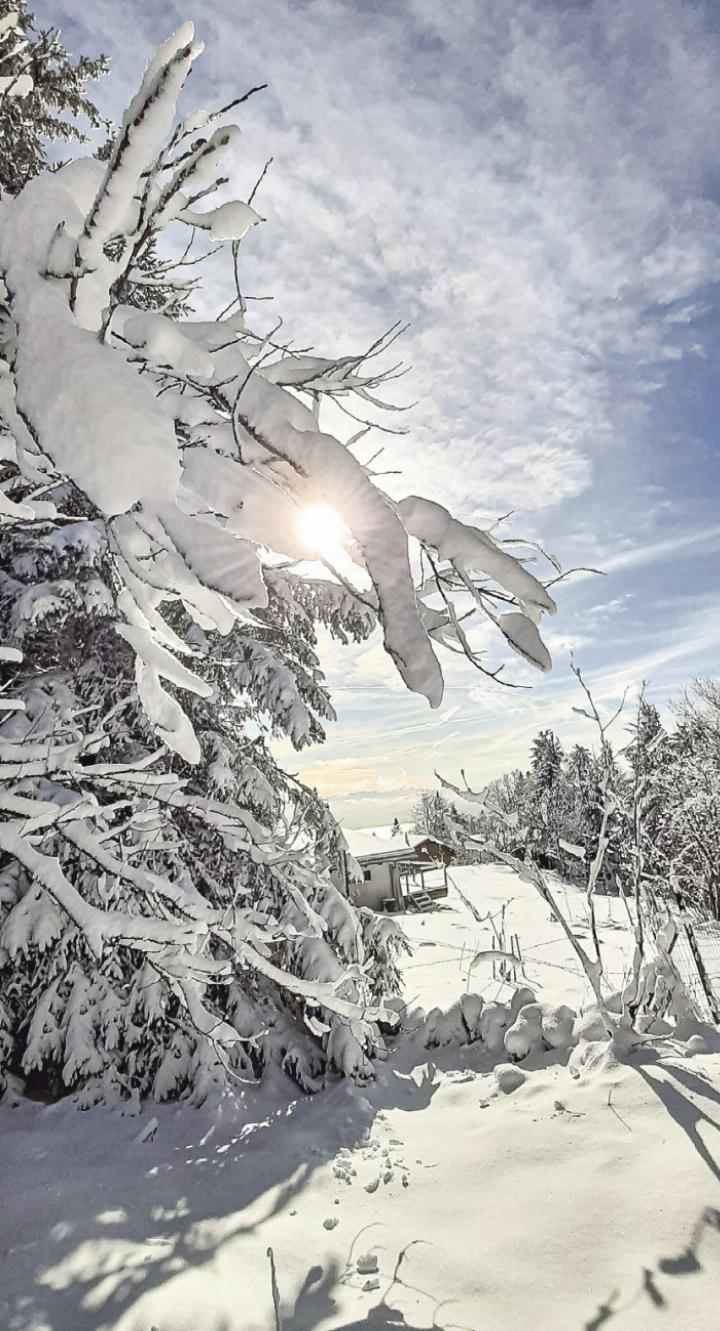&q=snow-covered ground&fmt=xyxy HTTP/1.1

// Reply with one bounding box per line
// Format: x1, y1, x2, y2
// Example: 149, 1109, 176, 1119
2, 867, 720, 1331
400, 863, 633, 1012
